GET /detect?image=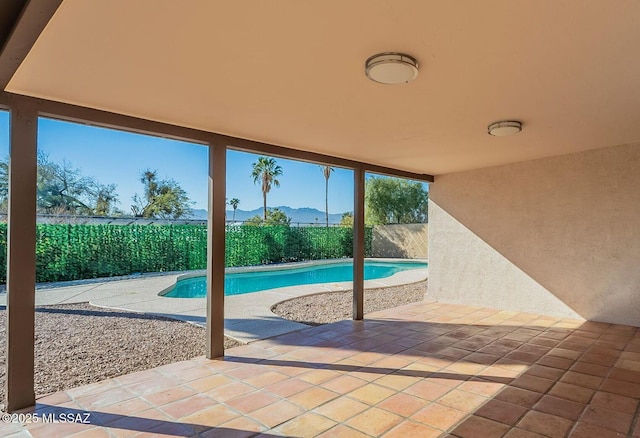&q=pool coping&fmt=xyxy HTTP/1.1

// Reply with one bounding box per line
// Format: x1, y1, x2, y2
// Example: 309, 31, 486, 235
0, 258, 428, 343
